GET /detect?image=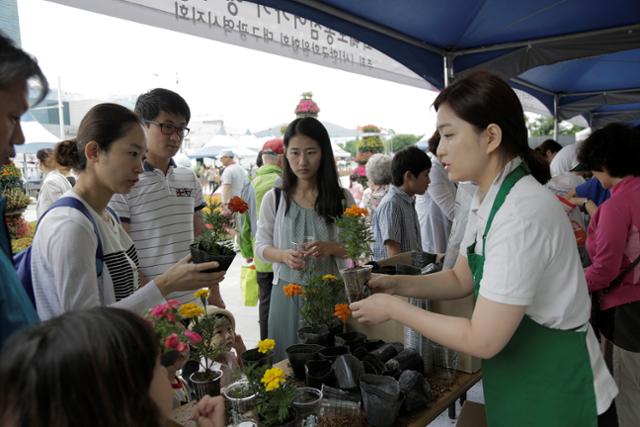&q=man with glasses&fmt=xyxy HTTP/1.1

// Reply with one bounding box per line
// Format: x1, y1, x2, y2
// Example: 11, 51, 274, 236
109, 88, 226, 308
